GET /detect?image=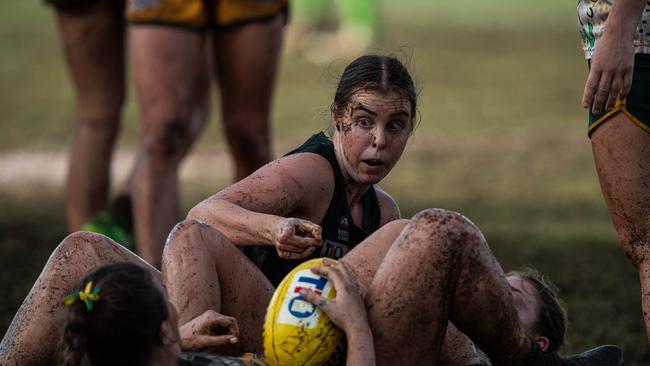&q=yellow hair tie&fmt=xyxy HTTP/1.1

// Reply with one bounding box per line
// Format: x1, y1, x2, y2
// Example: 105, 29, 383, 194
64, 281, 101, 311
